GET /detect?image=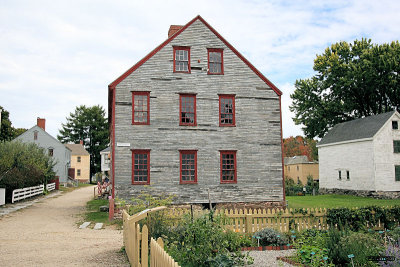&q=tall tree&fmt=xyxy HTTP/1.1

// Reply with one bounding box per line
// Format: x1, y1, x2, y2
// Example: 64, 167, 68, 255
58, 105, 109, 181
290, 39, 400, 138
0, 106, 27, 141
283, 136, 318, 161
